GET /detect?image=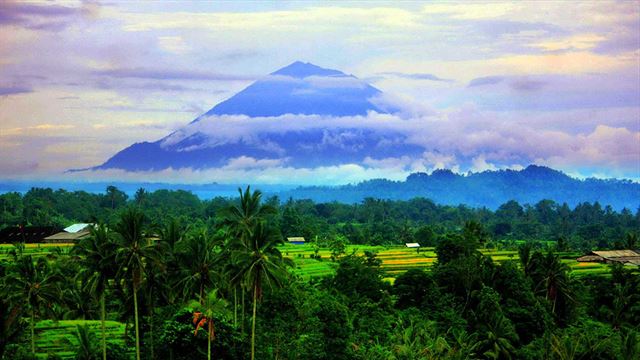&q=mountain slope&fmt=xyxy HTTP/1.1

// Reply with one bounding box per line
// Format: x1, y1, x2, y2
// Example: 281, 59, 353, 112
200, 61, 388, 118
94, 61, 413, 171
